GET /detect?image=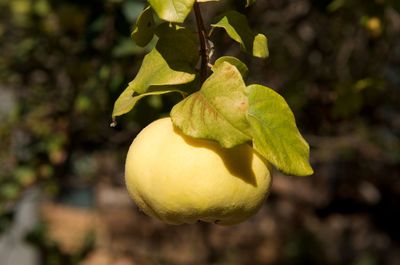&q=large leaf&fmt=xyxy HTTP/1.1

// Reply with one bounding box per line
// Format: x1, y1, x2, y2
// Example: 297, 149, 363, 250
171, 62, 252, 148
211, 11, 268, 58
131, 6, 155, 47
246, 84, 313, 176
148, 0, 195, 23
